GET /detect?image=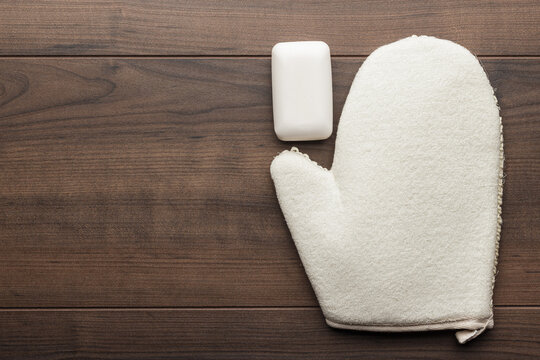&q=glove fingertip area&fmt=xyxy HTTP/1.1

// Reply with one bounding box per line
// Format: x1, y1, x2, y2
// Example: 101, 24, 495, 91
270, 150, 300, 178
